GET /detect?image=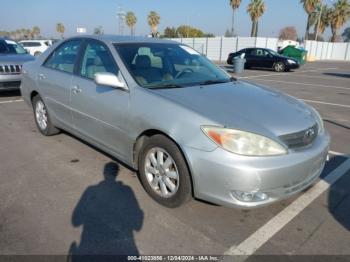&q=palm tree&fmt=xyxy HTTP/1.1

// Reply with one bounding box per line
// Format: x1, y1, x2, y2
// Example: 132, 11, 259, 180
300, 0, 322, 40
148, 11, 160, 37
56, 23, 65, 39
316, 5, 332, 36
330, 0, 350, 42
126, 11, 137, 36
229, 0, 242, 36
32, 26, 41, 39
247, 0, 266, 37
